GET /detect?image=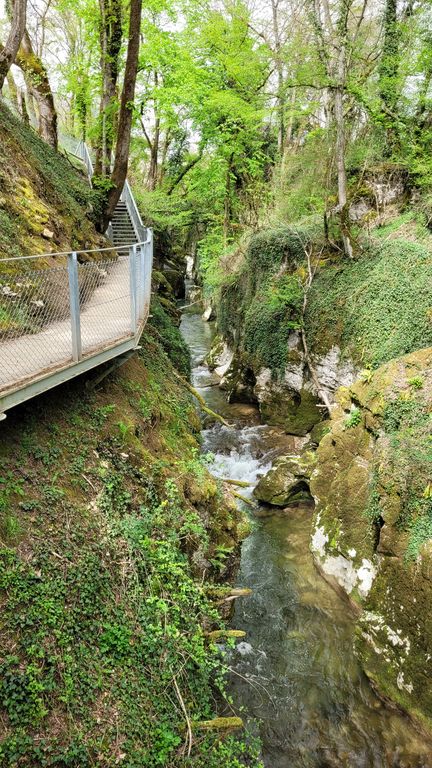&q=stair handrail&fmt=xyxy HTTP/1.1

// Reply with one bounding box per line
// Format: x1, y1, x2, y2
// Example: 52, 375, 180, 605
76, 140, 94, 185
120, 180, 147, 241
62, 136, 145, 242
